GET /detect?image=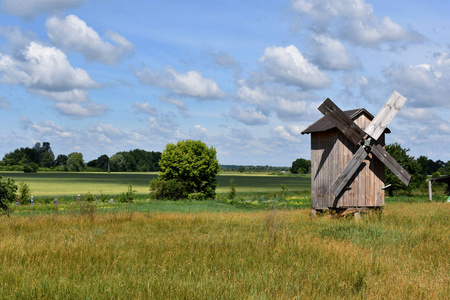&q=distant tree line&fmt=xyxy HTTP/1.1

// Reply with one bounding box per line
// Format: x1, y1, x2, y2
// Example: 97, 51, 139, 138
220, 165, 290, 172
0, 142, 161, 172
384, 143, 450, 195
